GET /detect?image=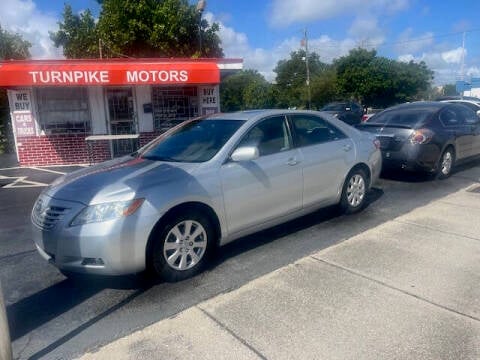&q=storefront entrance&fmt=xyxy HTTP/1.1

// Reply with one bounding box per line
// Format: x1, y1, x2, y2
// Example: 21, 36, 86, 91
106, 87, 138, 156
